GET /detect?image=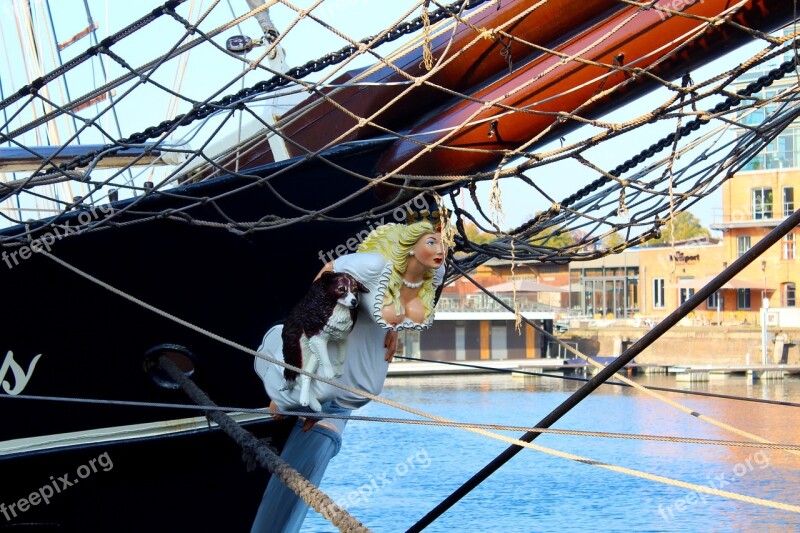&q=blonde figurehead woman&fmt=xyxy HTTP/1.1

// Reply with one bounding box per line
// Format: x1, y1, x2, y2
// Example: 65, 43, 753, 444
257, 217, 446, 414
251, 214, 447, 533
